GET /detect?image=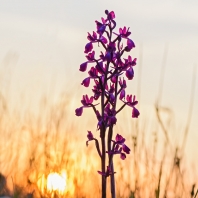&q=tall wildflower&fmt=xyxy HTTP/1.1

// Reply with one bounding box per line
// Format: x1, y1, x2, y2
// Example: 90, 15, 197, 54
75, 10, 140, 198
